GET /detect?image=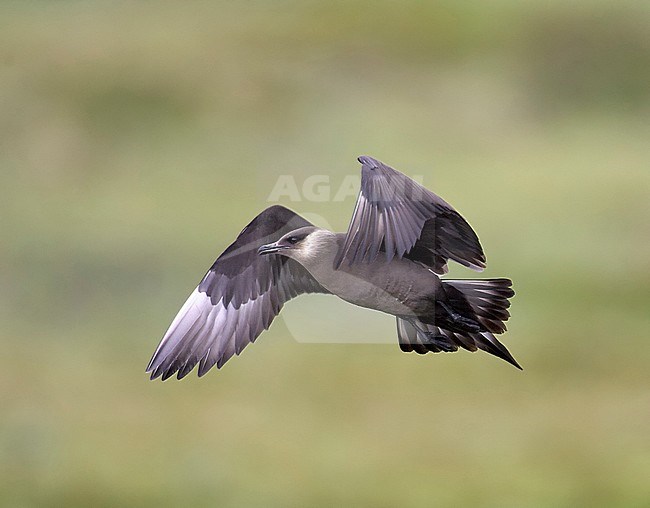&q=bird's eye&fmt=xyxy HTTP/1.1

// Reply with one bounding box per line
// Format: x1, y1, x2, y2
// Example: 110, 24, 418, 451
287, 236, 300, 244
